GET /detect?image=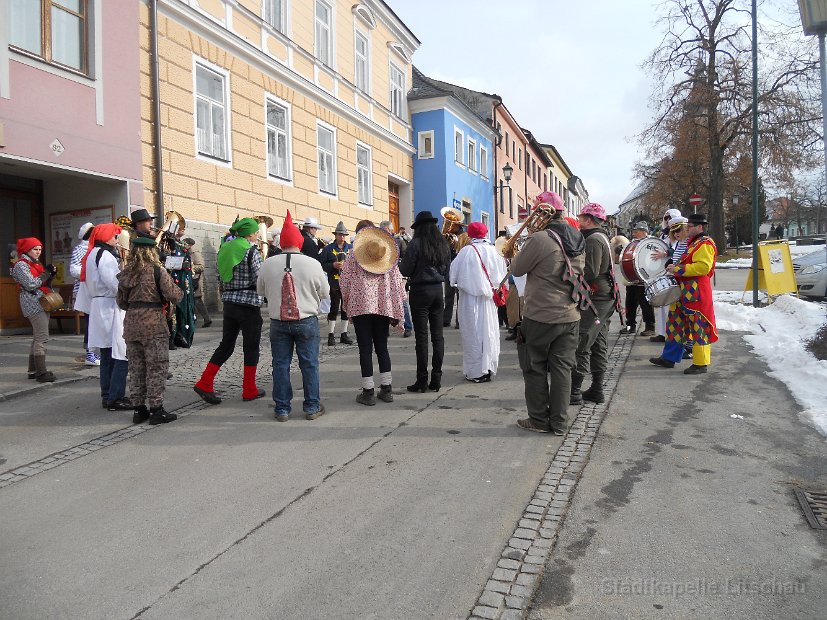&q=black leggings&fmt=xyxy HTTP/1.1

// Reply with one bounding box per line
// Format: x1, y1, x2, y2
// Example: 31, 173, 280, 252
409, 284, 444, 380
352, 314, 391, 378
209, 301, 262, 367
